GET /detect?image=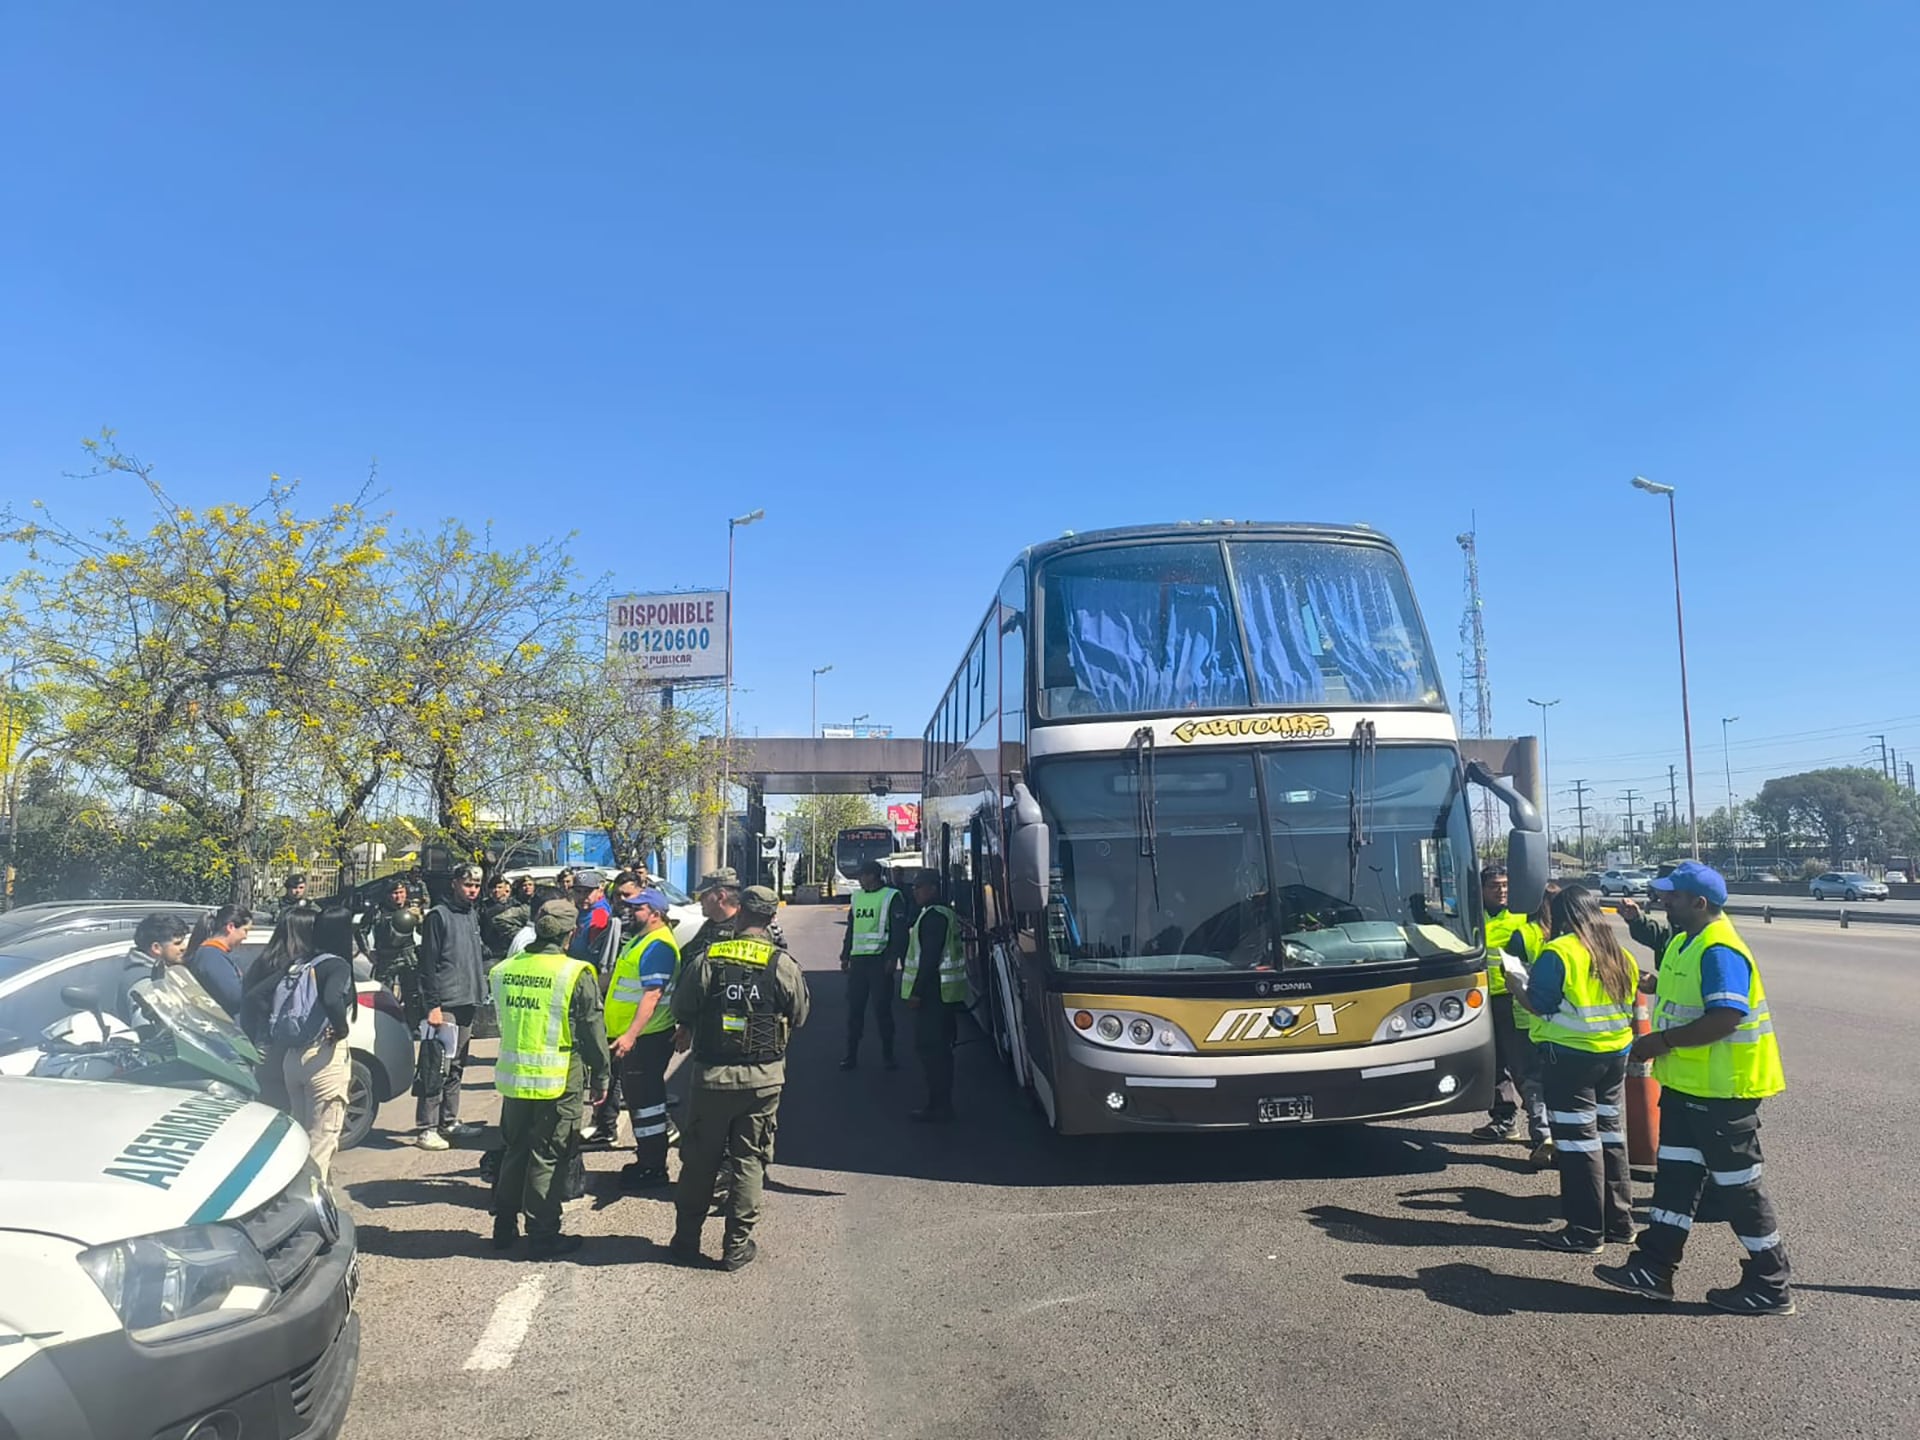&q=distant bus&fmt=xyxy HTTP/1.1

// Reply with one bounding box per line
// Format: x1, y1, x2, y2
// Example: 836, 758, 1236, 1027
920, 520, 1545, 1136
834, 826, 896, 889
